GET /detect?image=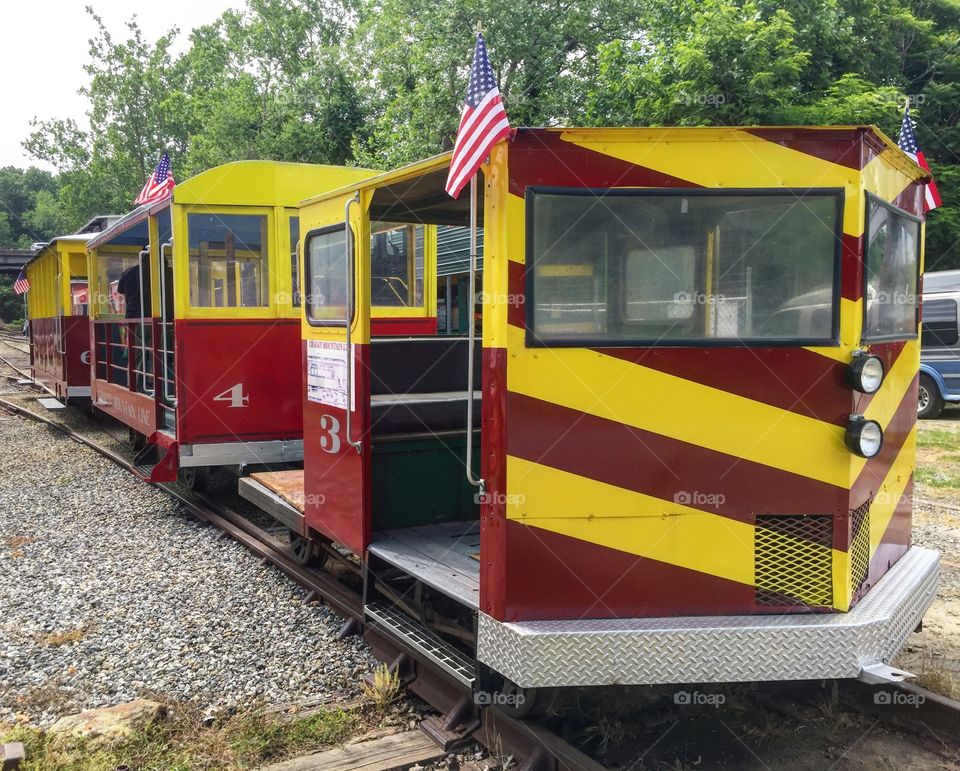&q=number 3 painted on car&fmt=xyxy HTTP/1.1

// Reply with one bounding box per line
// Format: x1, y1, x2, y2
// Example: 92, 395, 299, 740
319, 414, 341, 453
